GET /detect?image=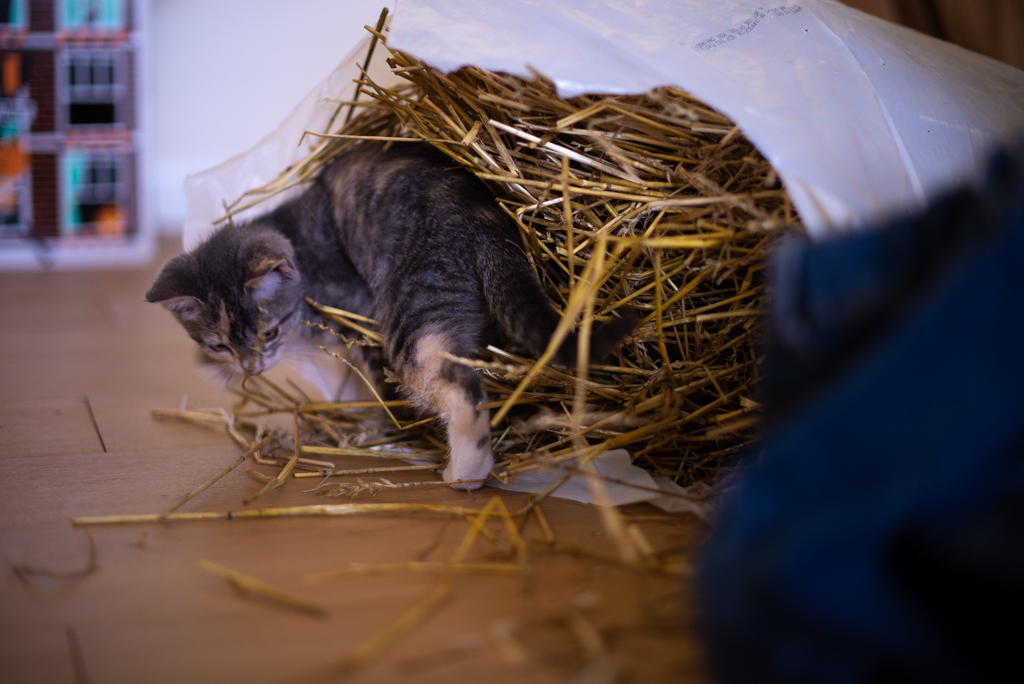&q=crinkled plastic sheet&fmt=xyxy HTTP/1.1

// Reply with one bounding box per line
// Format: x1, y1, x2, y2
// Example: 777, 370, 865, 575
181, 0, 1024, 509
185, 1, 1024, 244
388, 0, 1024, 235
490, 449, 709, 517
182, 31, 402, 250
